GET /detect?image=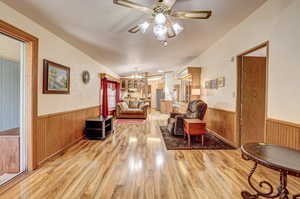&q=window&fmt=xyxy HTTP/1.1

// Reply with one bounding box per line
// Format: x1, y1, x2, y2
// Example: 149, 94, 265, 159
108, 83, 116, 111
